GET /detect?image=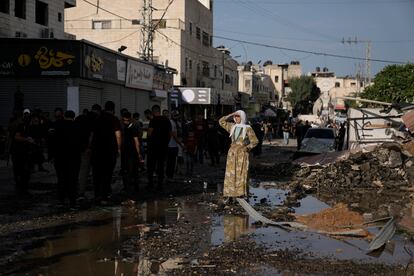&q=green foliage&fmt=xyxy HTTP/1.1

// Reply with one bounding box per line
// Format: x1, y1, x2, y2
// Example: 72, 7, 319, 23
287, 76, 320, 114
362, 64, 414, 103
